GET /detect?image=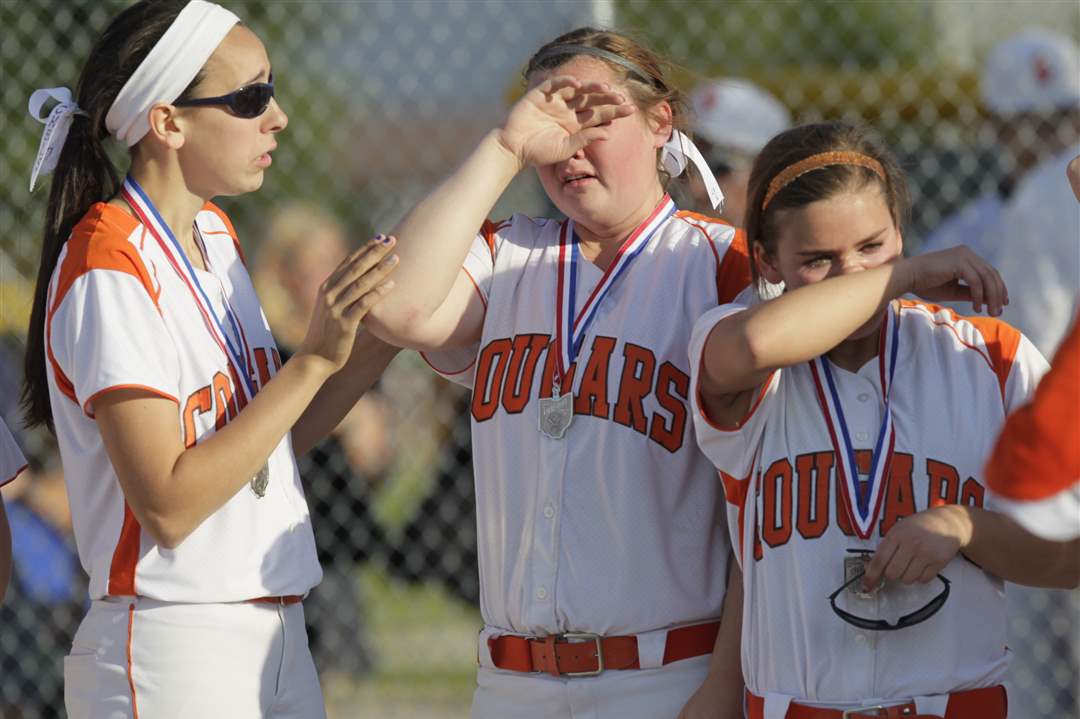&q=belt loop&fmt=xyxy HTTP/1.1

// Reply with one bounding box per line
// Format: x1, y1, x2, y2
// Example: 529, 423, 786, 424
764, 692, 794, 719
543, 635, 560, 678
636, 627, 666, 669
914, 695, 948, 717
